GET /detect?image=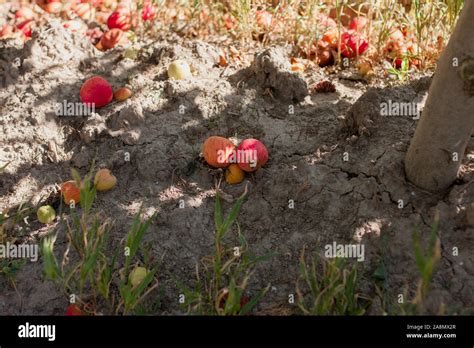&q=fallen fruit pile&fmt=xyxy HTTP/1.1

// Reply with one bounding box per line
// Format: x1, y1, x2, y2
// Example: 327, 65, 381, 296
202, 136, 269, 185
